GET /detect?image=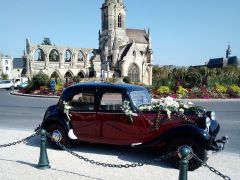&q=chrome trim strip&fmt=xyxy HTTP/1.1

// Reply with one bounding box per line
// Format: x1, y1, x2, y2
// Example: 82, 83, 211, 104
131, 142, 142, 147
68, 129, 77, 140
